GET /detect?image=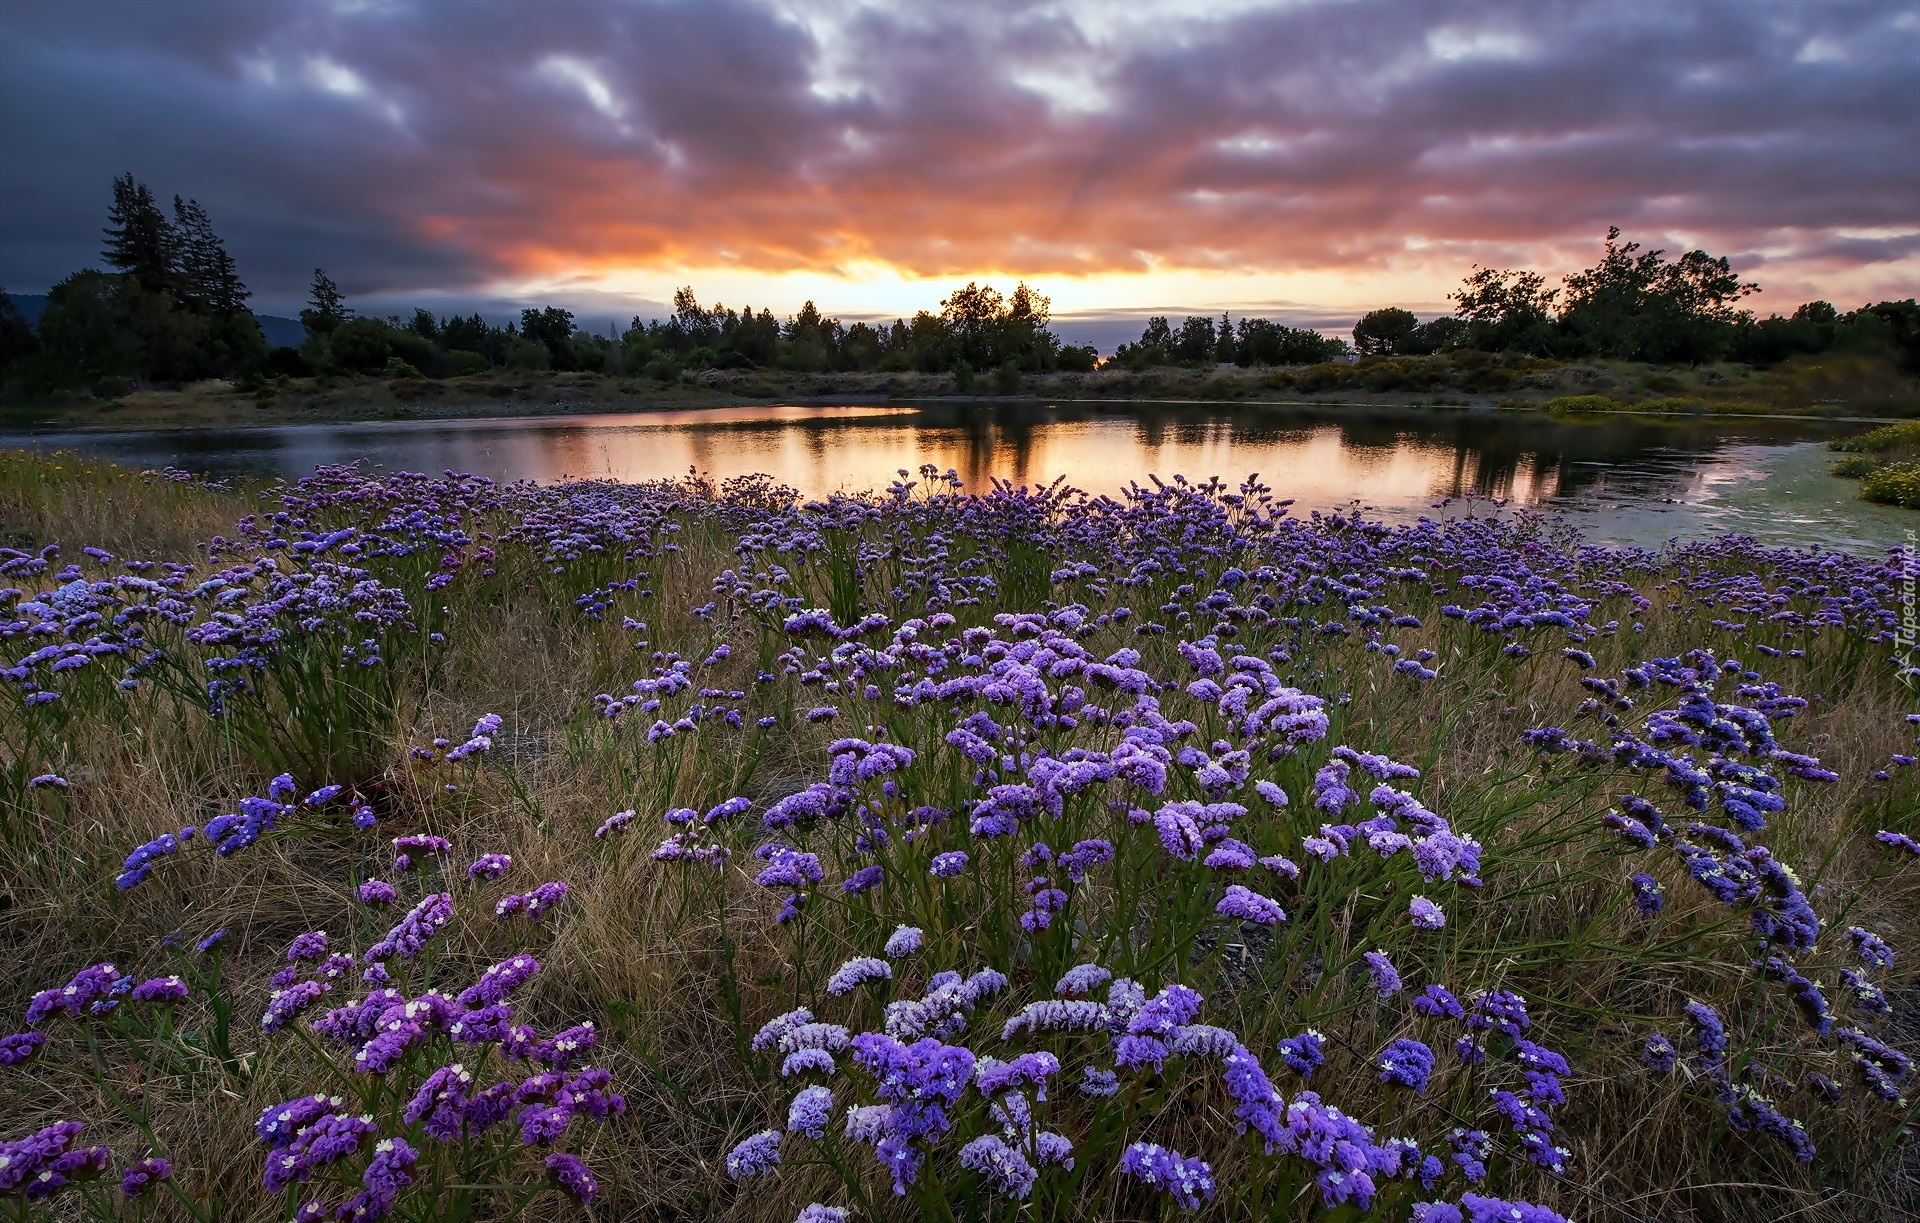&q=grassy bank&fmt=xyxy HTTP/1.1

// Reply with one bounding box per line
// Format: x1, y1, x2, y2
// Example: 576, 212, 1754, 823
3, 349, 1915, 432
1, 451, 1918, 1221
